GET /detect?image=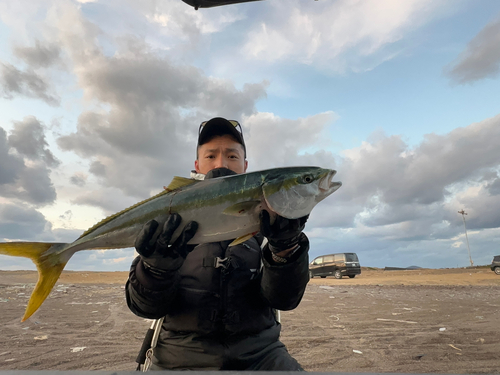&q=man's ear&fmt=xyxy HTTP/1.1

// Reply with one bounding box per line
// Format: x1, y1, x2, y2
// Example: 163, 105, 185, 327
244, 160, 248, 172
194, 159, 200, 173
